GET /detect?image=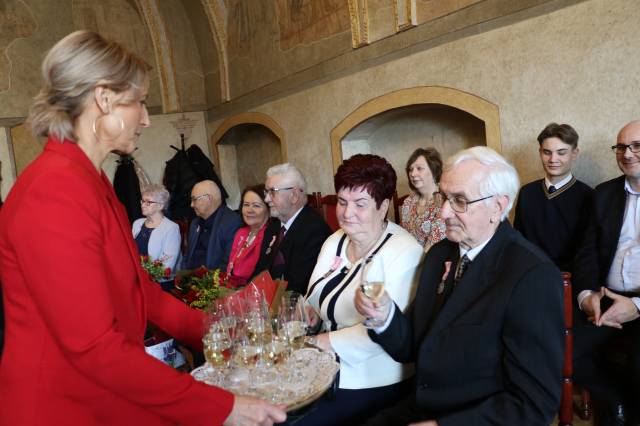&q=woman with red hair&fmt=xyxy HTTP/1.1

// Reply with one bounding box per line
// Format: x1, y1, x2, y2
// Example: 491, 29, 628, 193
299, 154, 423, 425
